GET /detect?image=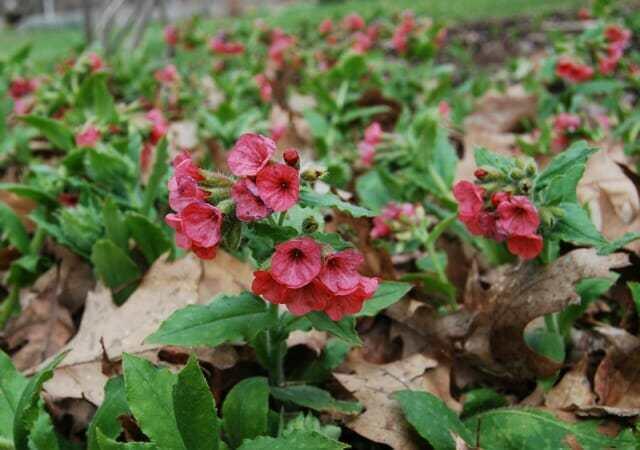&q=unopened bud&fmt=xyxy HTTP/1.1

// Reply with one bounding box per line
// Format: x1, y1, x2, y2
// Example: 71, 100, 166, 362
201, 170, 234, 188
302, 216, 319, 234
217, 198, 235, 215
283, 149, 300, 169
207, 187, 231, 203
301, 165, 327, 182
518, 179, 533, 194
509, 168, 525, 180
474, 168, 488, 179
540, 207, 556, 228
